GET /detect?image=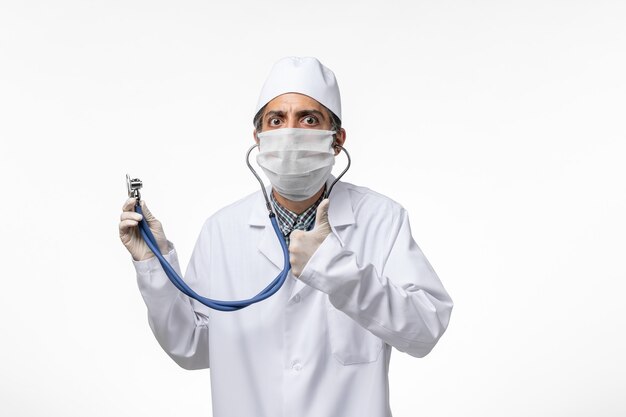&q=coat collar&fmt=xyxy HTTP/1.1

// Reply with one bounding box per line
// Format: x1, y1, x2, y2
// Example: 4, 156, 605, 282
247, 176, 355, 229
